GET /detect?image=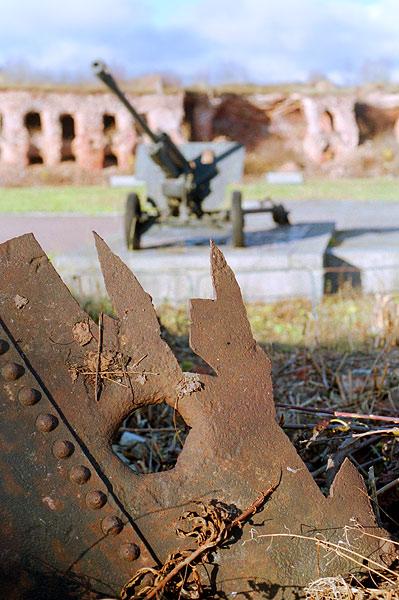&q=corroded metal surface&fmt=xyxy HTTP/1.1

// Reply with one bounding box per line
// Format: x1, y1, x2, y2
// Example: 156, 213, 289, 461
0, 233, 396, 599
